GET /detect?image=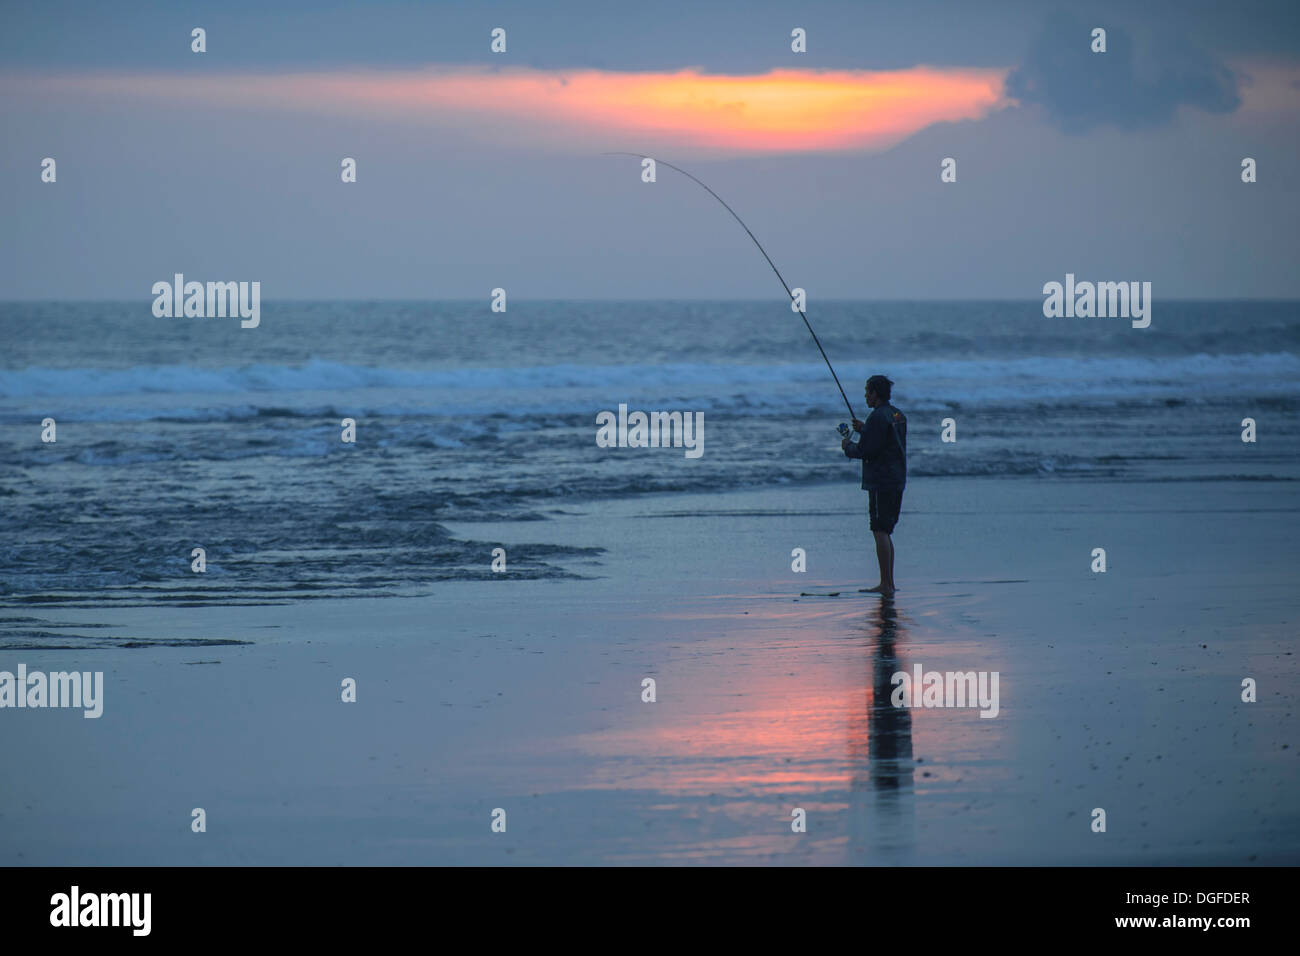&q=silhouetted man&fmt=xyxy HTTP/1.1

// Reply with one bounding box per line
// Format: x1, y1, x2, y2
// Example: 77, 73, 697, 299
842, 375, 907, 595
